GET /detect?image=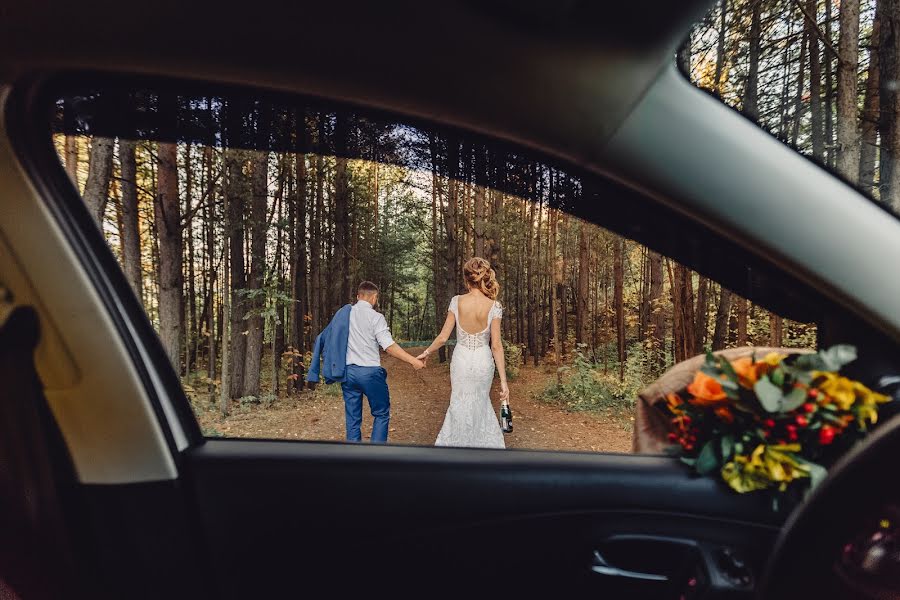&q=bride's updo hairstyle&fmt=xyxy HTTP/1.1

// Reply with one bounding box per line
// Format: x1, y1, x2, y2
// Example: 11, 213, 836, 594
463, 257, 499, 300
